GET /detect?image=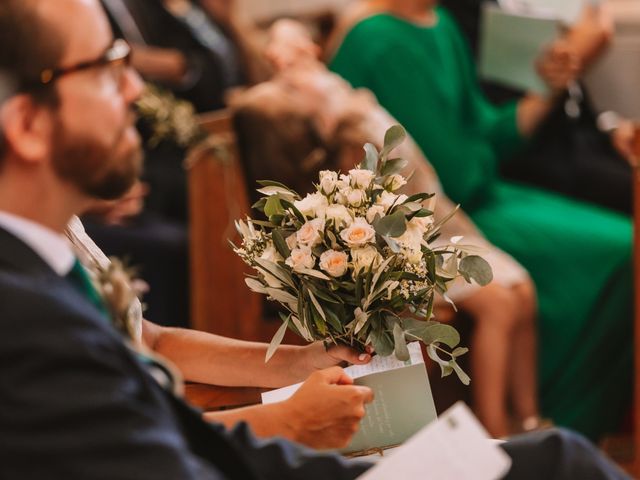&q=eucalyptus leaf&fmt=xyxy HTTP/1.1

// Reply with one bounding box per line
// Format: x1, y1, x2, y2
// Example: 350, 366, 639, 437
363, 143, 379, 172
382, 235, 401, 253
381, 125, 407, 158
370, 328, 395, 356
381, 157, 409, 176
408, 322, 460, 349
266, 316, 289, 362
452, 347, 469, 358
392, 323, 410, 361
459, 255, 493, 286
451, 361, 471, 385
373, 210, 407, 238
426, 344, 455, 378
